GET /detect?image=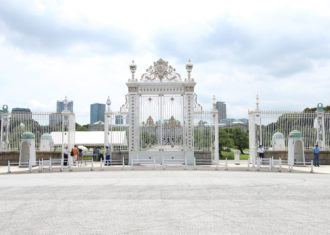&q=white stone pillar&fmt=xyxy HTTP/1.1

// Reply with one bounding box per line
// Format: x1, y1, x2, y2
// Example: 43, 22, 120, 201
0, 113, 4, 152
0, 113, 9, 152
316, 106, 326, 150
248, 110, 256, 164
104, 97, 111, 149
213, 96, 219, 164
183, 83, 195, 164
127, 84, 140, 163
